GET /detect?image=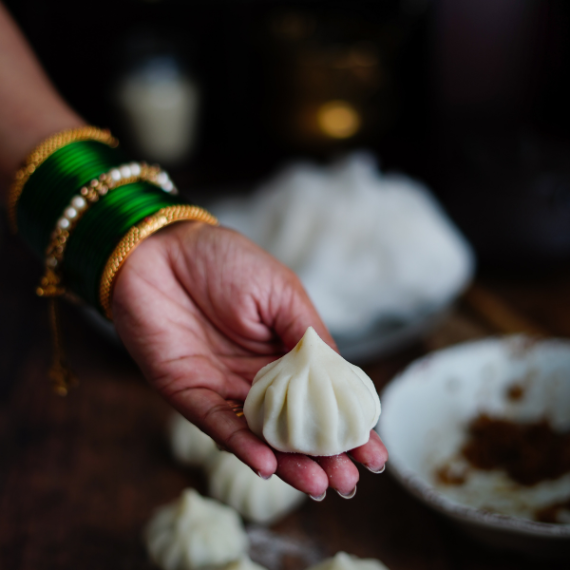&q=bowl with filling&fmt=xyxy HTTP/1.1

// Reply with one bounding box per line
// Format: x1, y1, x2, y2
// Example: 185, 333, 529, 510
378, 336, 570, 558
